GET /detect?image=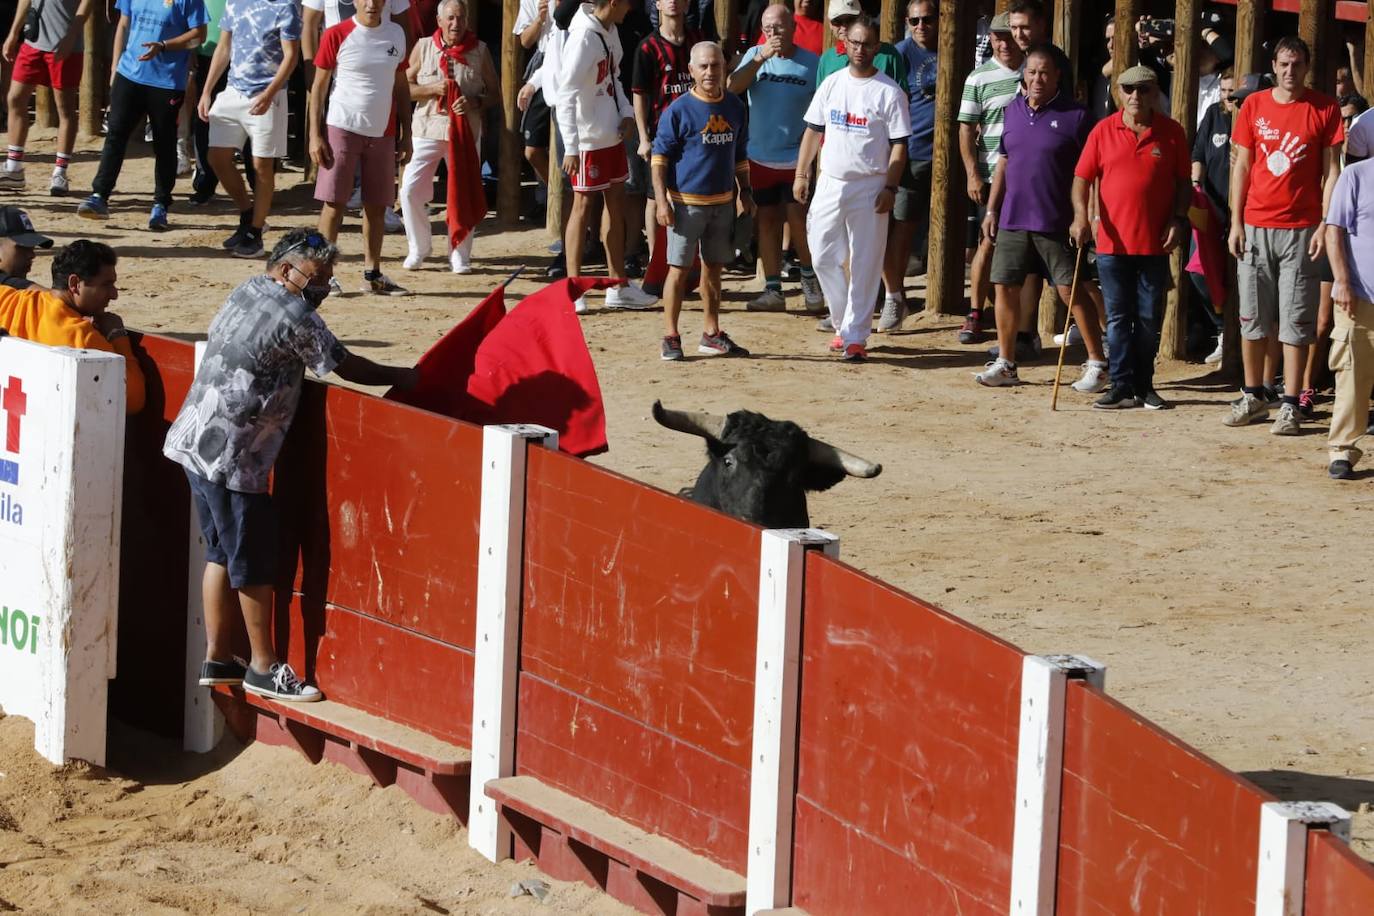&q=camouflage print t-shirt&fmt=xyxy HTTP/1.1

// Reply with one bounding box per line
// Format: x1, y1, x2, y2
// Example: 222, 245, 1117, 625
163, 274, 347, 493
